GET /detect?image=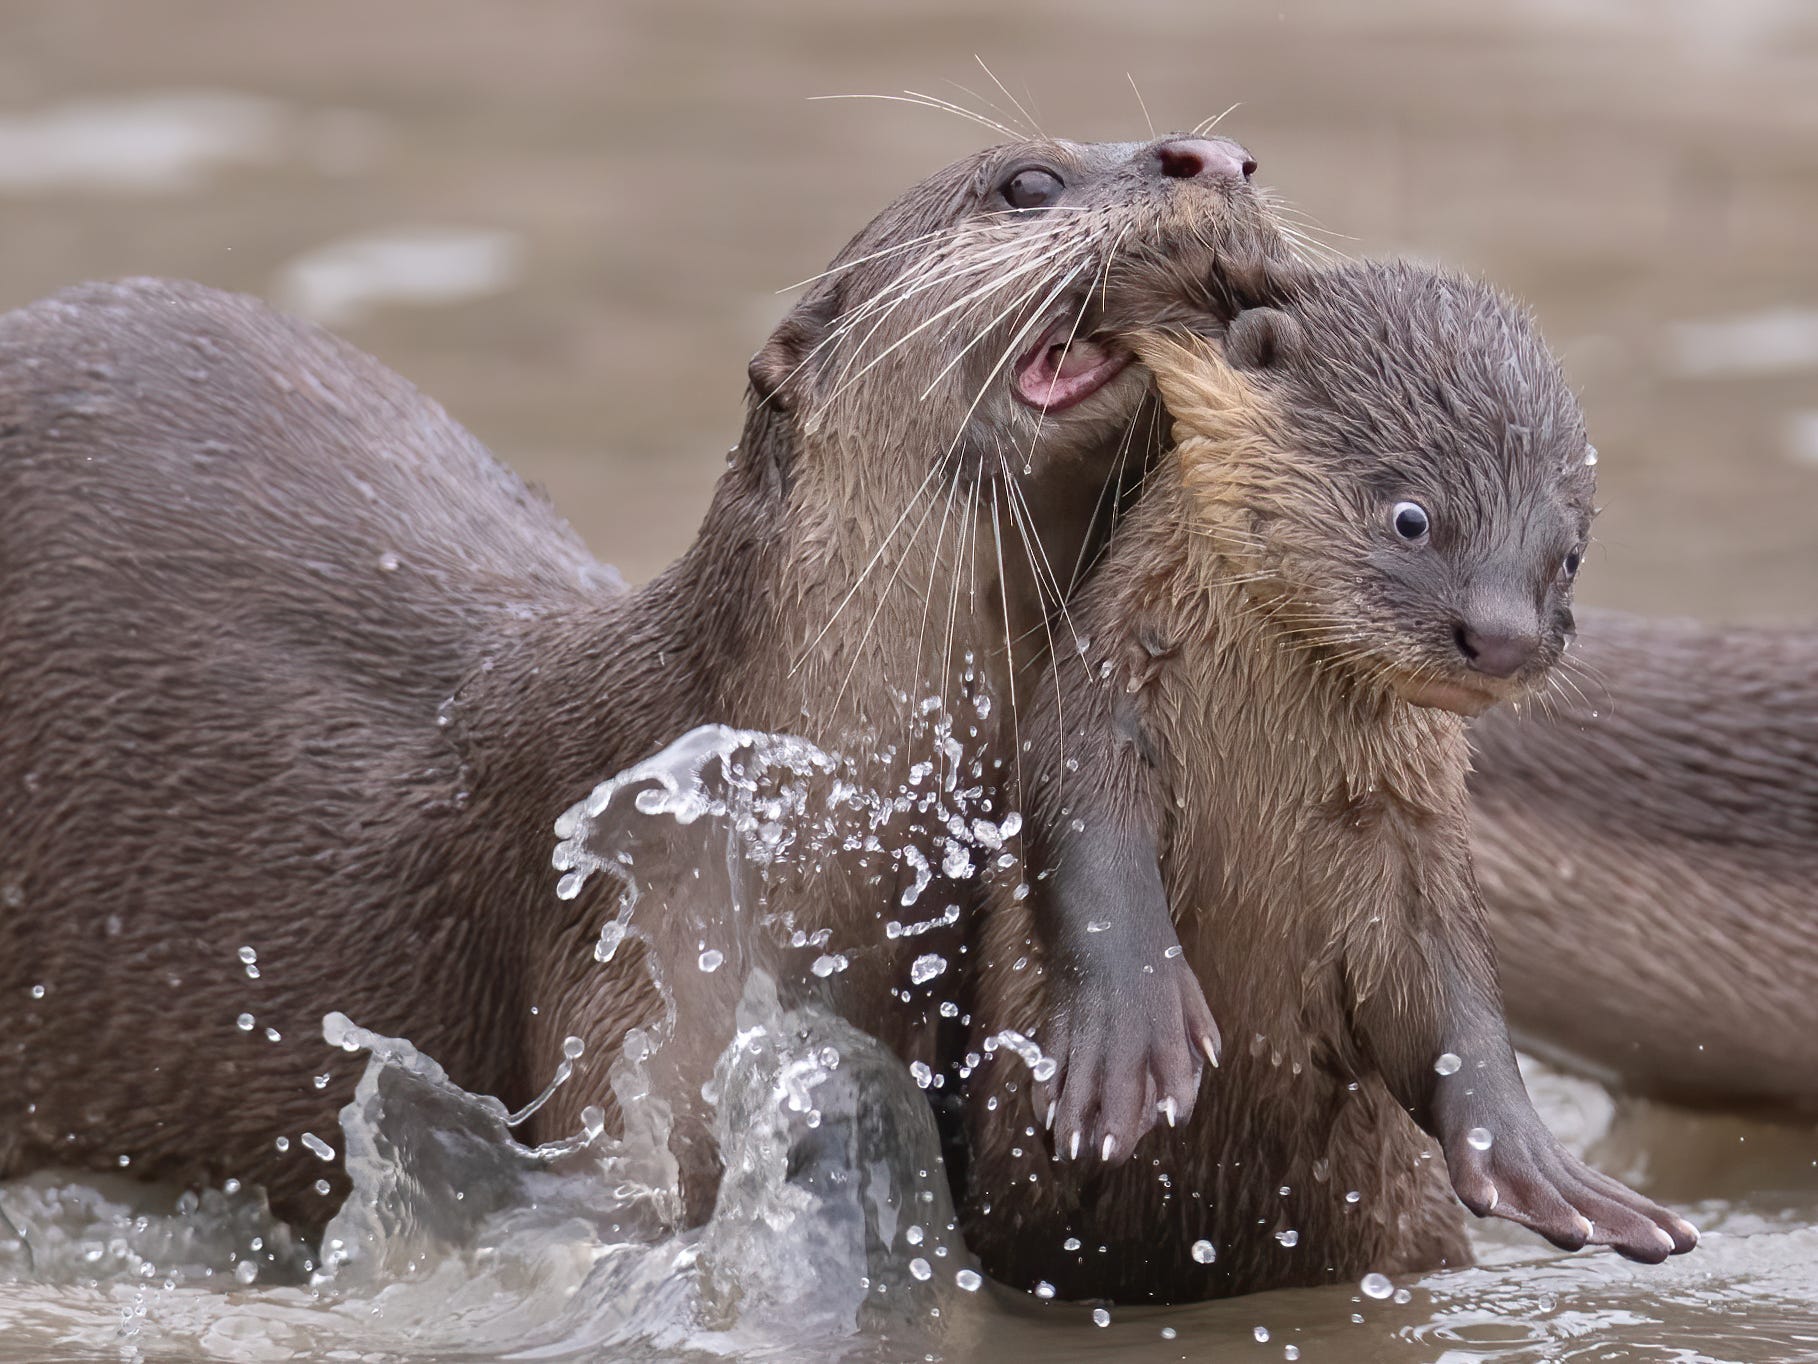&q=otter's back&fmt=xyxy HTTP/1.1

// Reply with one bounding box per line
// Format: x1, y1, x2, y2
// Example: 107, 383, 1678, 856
0, 280, 622, 1183
0, 278, 615, 711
